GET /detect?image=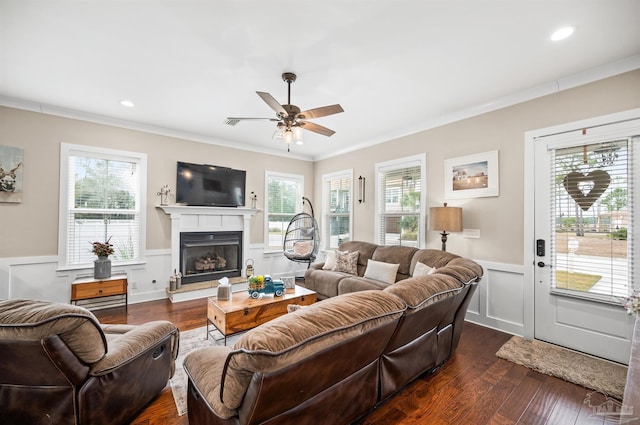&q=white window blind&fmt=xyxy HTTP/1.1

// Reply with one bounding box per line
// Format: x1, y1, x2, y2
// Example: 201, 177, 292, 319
322, 171, 352, 250
265, 171, 303, 251
551, 137, 636, 300
60, 144, 146, 268
377, 162, 422, 247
